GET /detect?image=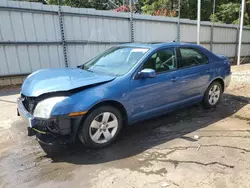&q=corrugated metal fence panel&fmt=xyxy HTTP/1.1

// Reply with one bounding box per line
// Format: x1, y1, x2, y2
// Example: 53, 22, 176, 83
62, 6, 130, 68
67, 44, 115, 67
0, 45, 63, 77
212, 27, 238, 57
0, 11, 15, 41
180, 24, 196, 42
200, 26, 211, 42
181, 24, 210, 43
241, 44, 250, 57
213, 44, 236, 57
242, 30, 250, 42
64, 15, 130, 42
0, 0, 8, 6
0, 1, 63, 76
134, 20, 177, 42
213, 27, 237, 42
63, 7, 130, 42
1, 0, 250, 78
